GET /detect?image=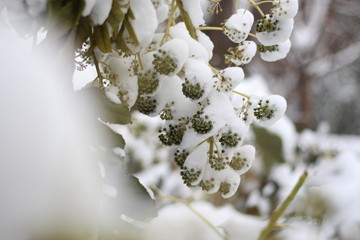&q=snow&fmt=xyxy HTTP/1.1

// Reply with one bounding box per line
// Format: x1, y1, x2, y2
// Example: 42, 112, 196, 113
90, 0, 113, 25
151, 0, 169, 23
221, 67, 245, 91
25, 0, 47, 17
276, 220, 323, 240
124, 0, 158, 53
224, 9, 254, 43
229, 41, 257, 65
182, 58, 214, 102
221, 213, 265, 240
231, 145, 256, 175
197, 29, 214, 61
182, 0, 205, 27
256, 17, 294, 46
184, 143, 209, 185
252, 94, 287, 127
160, 38, 189, 76
260, 39, 292, 62
155, 4, 169, 23
145, 201, 236, 240
170, 23, 212, 61
272, 0, 299, 20
106, 55, 138, 109
155, 75, 199, 119
82, 0, 97, 17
